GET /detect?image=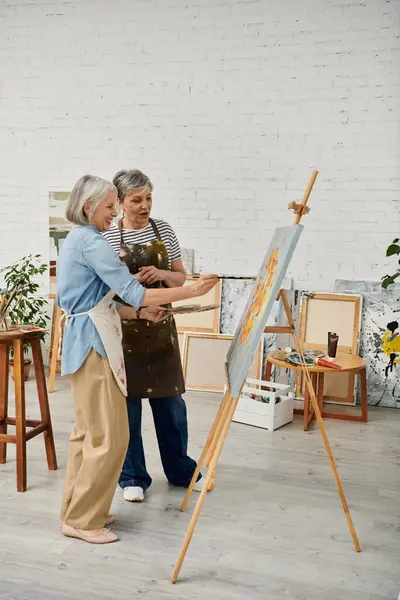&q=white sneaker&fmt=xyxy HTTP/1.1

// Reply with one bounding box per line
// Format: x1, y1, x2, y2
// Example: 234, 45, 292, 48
193, 475, 212, 493
122, 486, 144, 502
